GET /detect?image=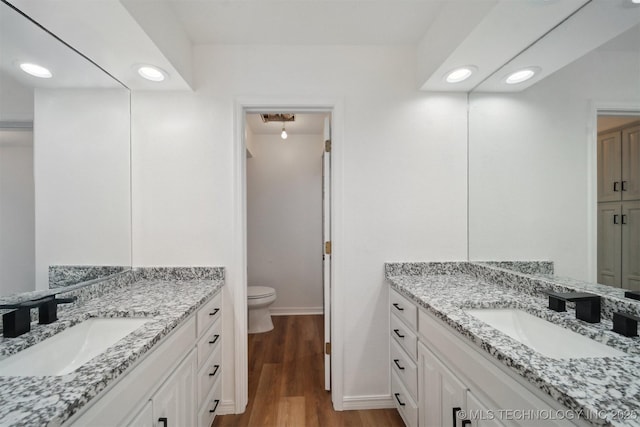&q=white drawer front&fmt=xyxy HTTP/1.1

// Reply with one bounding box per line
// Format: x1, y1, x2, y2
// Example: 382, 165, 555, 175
197, 292, 221, 338
390, 289, 418, 329
391, 339, 418, 402
391, 313, 417, 361
197, 342, 222, 407
197, 317, 221, 369
392, 371, 418, 427
197, 378, 222, 427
